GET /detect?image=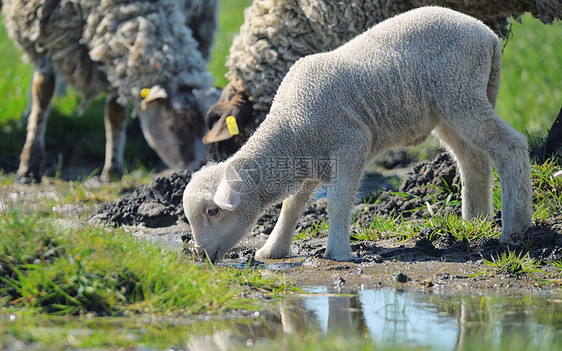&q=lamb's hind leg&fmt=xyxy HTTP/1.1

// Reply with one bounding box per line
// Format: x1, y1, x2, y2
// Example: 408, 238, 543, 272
16, 58, 55, 183
440, 107, 532, 245
433, 124, 493, 220
101, 94, 127, 182
256, 179, 318, 259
